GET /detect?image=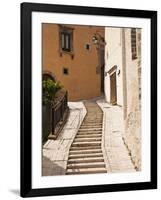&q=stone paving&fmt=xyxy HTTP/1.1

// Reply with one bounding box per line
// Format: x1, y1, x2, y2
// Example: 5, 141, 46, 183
43, 98, 136, 176
42, 102, 86, 176
97, 99, 136, 173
